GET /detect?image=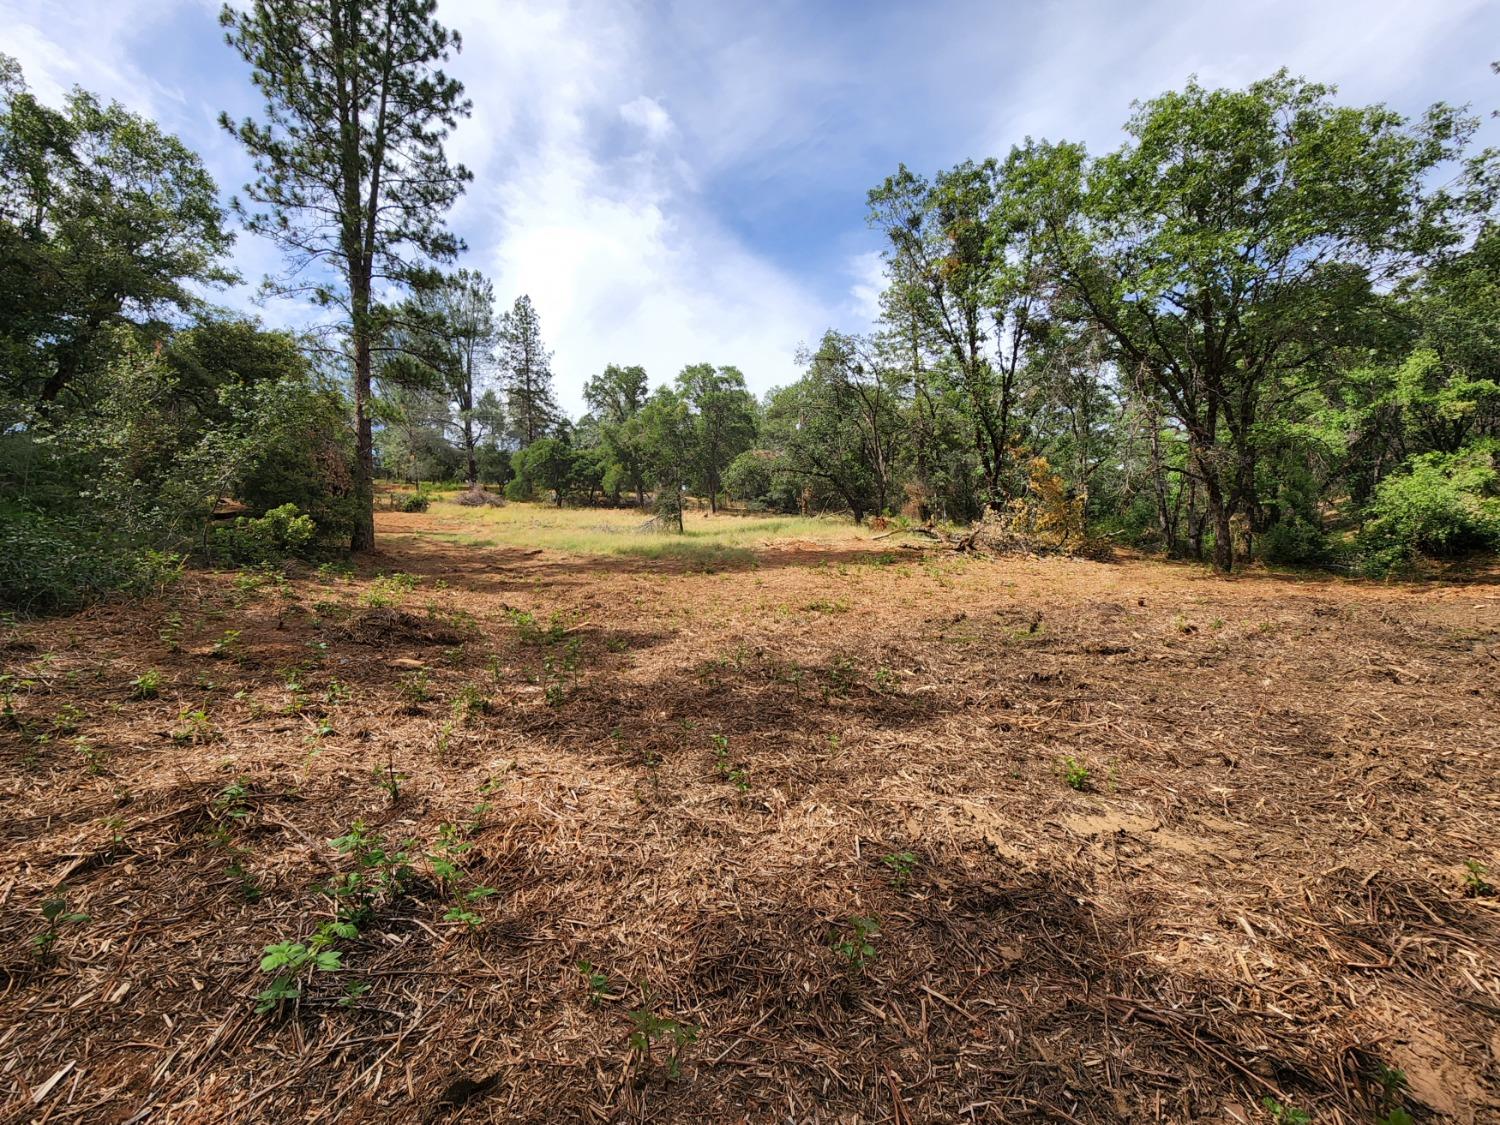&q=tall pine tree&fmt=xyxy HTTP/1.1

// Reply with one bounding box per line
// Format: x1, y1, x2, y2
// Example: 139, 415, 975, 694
498, 294, 559, 446
220, 0, 471, 549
